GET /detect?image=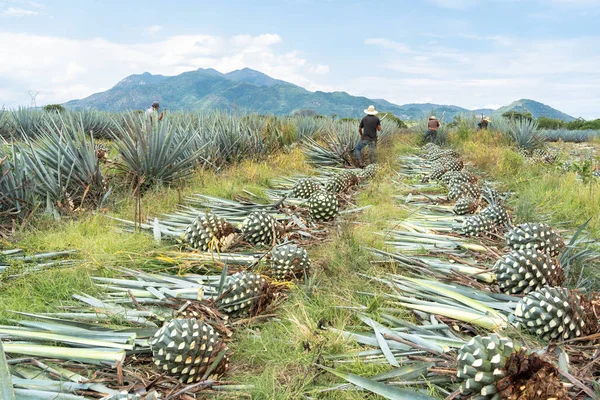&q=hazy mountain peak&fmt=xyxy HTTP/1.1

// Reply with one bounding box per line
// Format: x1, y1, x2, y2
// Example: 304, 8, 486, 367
492, 99, 574, 121
224, 68, 296, 88
114, 72, 168, 88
